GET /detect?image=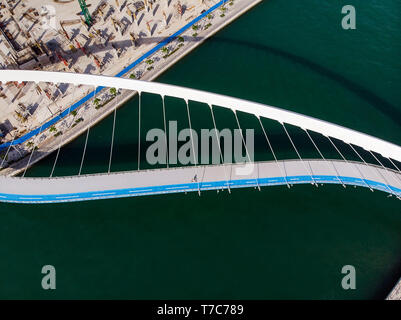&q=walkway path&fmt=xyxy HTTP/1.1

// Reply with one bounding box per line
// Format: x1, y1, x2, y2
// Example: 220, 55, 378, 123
1, 159, 400, 203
